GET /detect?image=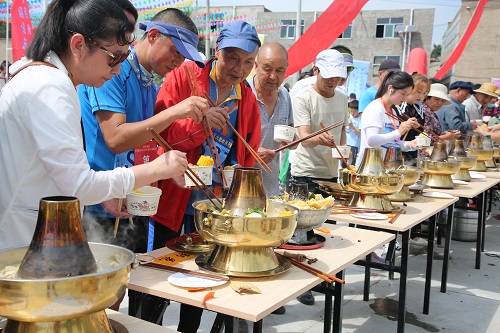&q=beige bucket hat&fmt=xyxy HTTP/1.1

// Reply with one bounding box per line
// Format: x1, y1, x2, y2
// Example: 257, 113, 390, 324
427, 83, 451, 104
473, 82, 500, 98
